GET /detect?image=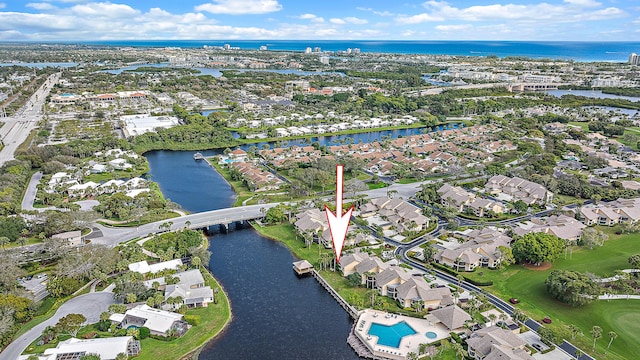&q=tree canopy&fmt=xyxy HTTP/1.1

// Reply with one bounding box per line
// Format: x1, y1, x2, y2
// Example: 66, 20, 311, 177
512, 232, 565, 266
545, 270, 600, 306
